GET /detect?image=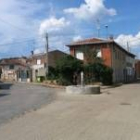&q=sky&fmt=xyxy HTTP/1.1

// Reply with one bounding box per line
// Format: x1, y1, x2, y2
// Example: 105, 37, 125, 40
0, 0, 140, 58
